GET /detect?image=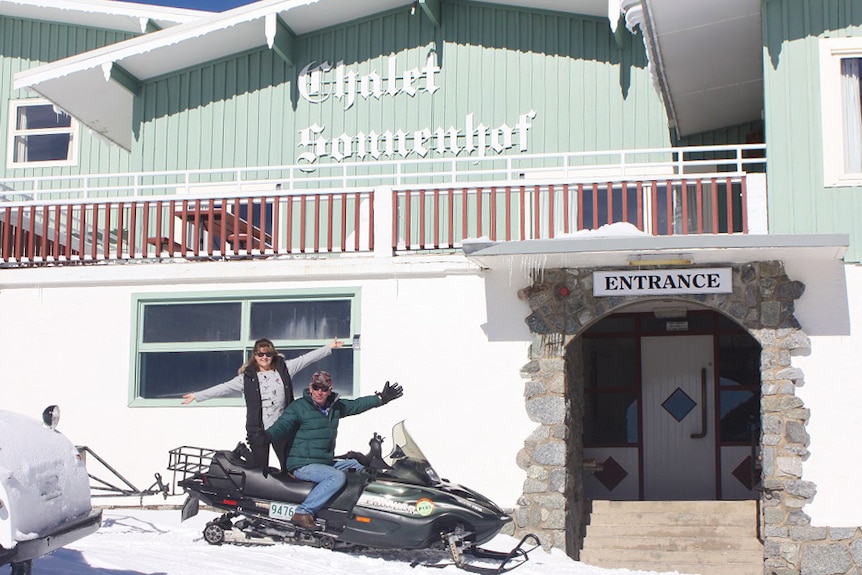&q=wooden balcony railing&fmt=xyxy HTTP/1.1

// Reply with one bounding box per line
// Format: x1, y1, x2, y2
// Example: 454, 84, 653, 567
0, 144, 766, 268
392, 174, 751, 251
0, 191, 374, 266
